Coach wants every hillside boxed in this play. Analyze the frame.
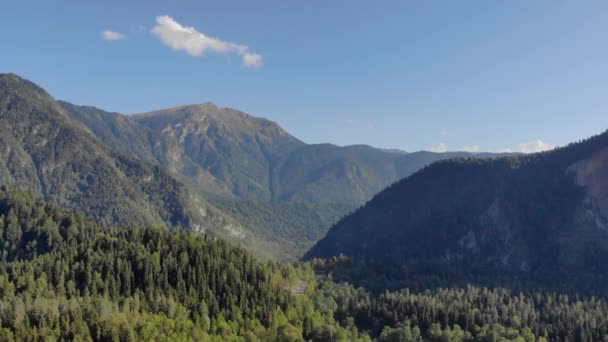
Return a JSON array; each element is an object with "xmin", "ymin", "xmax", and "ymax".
[
  {"xmin": 305, "ymin": 130, "xmax": 608, "ymax": 294},
  {"xmin": 1, "ymin": 187, "xmax": 607, "ymax": 341},
  {"xmin": 132, "ymin": 103, "xmax": 305, "ymax": 201},
  {"xmin": 0, "ymin": 73, "xmax": 251, "ymax": 248},
  {"xmin": 0, "ymin": 188, "xmax": 315, "ymax": 340}
]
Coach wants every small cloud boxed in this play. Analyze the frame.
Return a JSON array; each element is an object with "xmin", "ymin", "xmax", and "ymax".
[
  {"xmin": 151, "ymin": 15, "xmax": 262, "ymax": 68},
  {"xmin": 518, "ymin": 140, "xmax": 555, "ymax": 153},
  {"xmin": 428, "ymin": 143, "xmax": 448, "ymax": 153},
  {"xmin": 242, "ymin": 52, "xmax": 263, "ymax": 68},
  {"xmin": 439, "ymin": 130, "xmax": 450, "ymax": 136},
  {"xmin": 101, "ymin": 30, "xmax": 126, "ymax": 41},
  {"xmin": 460, "ymin": 145, "xmax": 481, "ymax": 153},
  {"xmin": 495, "ymin": 148, "xmax": 514, "ymax": 153}
]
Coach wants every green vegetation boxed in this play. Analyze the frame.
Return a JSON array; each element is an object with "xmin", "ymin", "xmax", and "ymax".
[
  {"xmin": 215, "ymin": 200, "xmax": 355, "ymax": 261},
  {"xmin": 1, "ymin": 73, "xmax": 510, "ymax": 261},
  {"xmin": 0, "ymin": 187, "xmax": 364, "ymax": 341},
  {"xmin": 0, "ymin": 73, "xmax": 239, "ymax": 236},
  {"xmin": 1, "ymin": 187, "xmax": 608, "ymax": 341},
  {"xmin": 64, "ymin": 99, "xmax": 501, "ymax": 261},
  {"xmin": 11, "ymin": 72, "xmax": 608, "ymax": 340},
  {"xmin": 306, "ymin": 130, "xmax": 608, "ymax": 295}
]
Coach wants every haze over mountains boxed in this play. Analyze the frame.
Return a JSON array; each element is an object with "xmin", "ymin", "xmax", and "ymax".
[{"xmin": 0, "ymin": 73, "xmax": 508, "ymax": 260}]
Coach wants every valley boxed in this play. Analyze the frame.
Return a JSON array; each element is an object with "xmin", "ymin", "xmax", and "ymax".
[
  {"xmin": 1, "ymin": 73, "xmax": 504, "ymax": 261},
  {"xmin": 3, "ymin": 73, "xmax": 608, "ymax": 340}
]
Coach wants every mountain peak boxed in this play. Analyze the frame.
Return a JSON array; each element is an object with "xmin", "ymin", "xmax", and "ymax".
[
  {"xmin": 0, "ymin": 73, "xmax": 52, "ymax": 100},
  {"xmin": 132, "ymin": 102, "xmax": 300, "ymax": 143}
]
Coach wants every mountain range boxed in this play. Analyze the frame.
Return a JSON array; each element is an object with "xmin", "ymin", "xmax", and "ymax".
[{"xmin": 0, "ymin": 73, "xmax": 506, "ymax": 260}]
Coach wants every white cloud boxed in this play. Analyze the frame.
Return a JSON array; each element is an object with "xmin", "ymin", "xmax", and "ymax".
[
  {"xmin": 439, "ymin": 130, "xmax": 450, "ymax": 136},
  {"xmin": 492, "ymin": 140, "xmax": 554, "ymax": 154},
  {"xmin": 101, "ymin": 30, "xmax": 126, "ymax": 41},
  {"xmin": 422, "ymin": 139, "xmax": 554, "ymax": 154},
  {"xmin": 517, "ymin": 140, "xmax": 555, "ymax": 153},
  {"xmin": 151, "ymin": 15, "xmax": 262, "ymax": 67},
  {"xmin": 460, "ymin": 145, "xmax": 481, "ymax": 153},
  {"xmin": 428, "ymin": 143, "xmax": 448, "ymax": 153},
  {"xmin": 242, "ymin": 53, "xmax": 263, "ymax": 67}
]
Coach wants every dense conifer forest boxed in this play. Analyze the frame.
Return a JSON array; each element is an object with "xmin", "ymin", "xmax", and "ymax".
[{"xmin": 0, "ymin": 187, "xmax": 607, "ymax": 341}]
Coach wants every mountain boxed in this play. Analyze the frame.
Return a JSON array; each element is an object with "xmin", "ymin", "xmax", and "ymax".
[
  {"xmin": 0, "ymin": 73, "xmax": 252, "ymax": 248},
  {"xmin": 61, "ymin": 94, "xmax": 510, "ymax": 260},
  {"xmin": 131, "ymin": 104, "xmax": 509, "ymax": 205},
  {"xmin": 69, "ymin": 101, "xmax": 507, "ymax": 260},
  {"xmin": 305, "ymin": 130, "xmax": 608, "ymax": 294},
  {"xmin": 132, "ymin": 103, "xmax": 305, "ymax": 201},
  {"xmin": 1, "ymin": 73, "xmax": 506, "ymax": 260}
]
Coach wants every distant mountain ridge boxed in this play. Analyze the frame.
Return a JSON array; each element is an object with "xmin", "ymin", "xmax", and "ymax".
[
  {"xmin": 305, "ymin": 130, "xmax": 608, "ymax": 294},
  {"xmin": 129, "ymin": 104, "xmax": 509, "ymax": 205},
  {"xmin": 1, "ymin": 73, "xmax": 507, "ymax": 260},
  {"xmin": 83, "ymin": 100, "xmax": 509, "ymax": 259}
]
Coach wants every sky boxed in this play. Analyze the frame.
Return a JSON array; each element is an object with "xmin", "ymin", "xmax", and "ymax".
[{"xmin": 2, "ymin": 0, "xmax": 608, "ymax": 153}]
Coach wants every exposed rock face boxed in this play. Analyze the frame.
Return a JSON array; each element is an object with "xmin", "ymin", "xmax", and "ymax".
[{"xmin": 570, "ymin": 146, "xmax": 608, "ymax": 231}]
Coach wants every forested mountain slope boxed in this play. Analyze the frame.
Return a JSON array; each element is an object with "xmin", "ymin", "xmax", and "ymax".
[
  {"xmin": 0, "ymin": 73, "xmax": 249, "ymax": 247},
  {"xmin": 1, "ymin": 187, "xmax": 607, "ymax": 341},
  {"xmin": 306, "ymin": 130, "xmax": 608, "ymax": 294}
]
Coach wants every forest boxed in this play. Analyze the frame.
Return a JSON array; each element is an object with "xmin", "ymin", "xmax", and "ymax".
[{"xmin": 0, "ymin": 187, "xmax": 606, "ymax": 341}]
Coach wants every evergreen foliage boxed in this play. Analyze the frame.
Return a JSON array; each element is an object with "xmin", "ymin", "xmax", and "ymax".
[{"xmin": 0, "ymin": 188, "xmax": 607, "ymax": 341}]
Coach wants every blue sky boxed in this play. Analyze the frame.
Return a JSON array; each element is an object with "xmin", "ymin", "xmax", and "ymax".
[{"xmin": 2, "ymin": 1, "xmax": 608, "ymax": 152}]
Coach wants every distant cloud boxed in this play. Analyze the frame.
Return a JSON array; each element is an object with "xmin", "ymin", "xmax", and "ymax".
[
  {"xmin": 100, "ymin": 30, "xmax": 126, "ymax": 41},
  {"xmin": 424, "ymin": 139, "xmax": 554, "ymax": 154},
  {"xmin": 242, "ymin": 53, "xmax": 263, "ymax": 67},
  {"xmin": 460, "ymin": 145, "xmax": 481, "ymax": 153},
  {"xmin": 517, "ymin": 140, "xmax": 555, "ymax": 153},
  {"xmin": 428, "ymin": 143, "xmax": 448, "ymax": 153},
  {"xmin": 492, "ymin": 139, "xmax": 555, "ymax": 154},
  {"xmin": 151, "ymin": 15, "xmax": 263, "ymax": 67},
  {"xmin": 439, "ymin": 130, "xmax": 450, "ymax": 136}
]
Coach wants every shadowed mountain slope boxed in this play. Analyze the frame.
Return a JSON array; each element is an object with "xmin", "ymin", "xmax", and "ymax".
[{"xmin": 305, "ymin": 130, "xmax": 608, "ymax": 294}]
